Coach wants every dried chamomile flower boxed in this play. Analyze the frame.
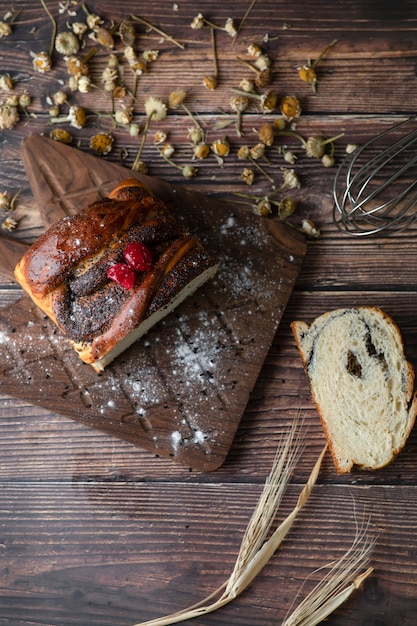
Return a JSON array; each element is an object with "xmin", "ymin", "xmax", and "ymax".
[
  {"xmin": 274, "ymin": 117, "xmax": 287, "ymax": 131},
  {"xmin": 66, "ymin": 55, "xmax": 90, "ymax": 77},
  {"xmin": 0, "ymin": 189, "xmax": 20, "ymax": 211},
  {"xmin": 305, "ymin": 133, "xmax": 344, "ymax": 158},
  {"xmin": 190, "ymin": 13, "xmax": 205, "ymax": 29},
  {"xmin": 68, "ymin": 104, "xmax": 87, "ymax": 128},
  {"xmin": 119, "ymin": 20, "xmax": 136, "ymax": 46},
  {"xmin": 281, "ymin": 168, "xmax": 301, "ymax": 189},
  {"xmin": 6, "ymin": 94, "xmax": 18, "ymax": 107},
  {"xmin": 113, "ymin": 85, "xmax": 127, "ymax": 98},
  {"xmin": 31, "ymin": 51, "xmax": 52, "ymax": 74},
  {"xmin": 154, "ymin": 130, "xmax": 168, "ymax": 144},
  {"xmin": 230, "ymin": 95, "xmax": 249, "ymax": 136},
  {"xmin": 0, "ymin": 191, "xmax": 10, "ymax": 210},
  {"xmin": 305, "ymin": 135, "xmax": 326, "ymax": 158},
  {"xmin": 253, "ymin": 198, "xmax": 272, "ymax": 216},
  {"xmin": 0, "ymin": 74, "xmax": 13, "ymax": 91},
  {"xmin": 211, "ymin": 137, "xmax": 230, "ymax": 157},
  {"xmin": 346, "ymin": 143, "xmax": 359, "ymax": 154},
  {"xmin": 237, "ymin": 145, "xmax": 250, "ymax": 160},
  {"xmin": 188, "ymin": 126, "xmax": 204, "ymax": 144},
  {"xmin": 169, "ymin": 90, "xmax": 187, "ymax": 108},
  {"xmin": 300, "ymin": 219, "xmax": 320, "ymax": 238},
  {"xmin": 193, "ymin": 143, "xmax": 210, "ymax": 159},
  {"xmin": 53, "ymin": 90, "xmax": 68, "ymax": 105},
  {"xmin": 71, "ymin": 22, "xmax": 88, "ymax": 38},
  {"xmin": 131, "ymin": 159, "xmax": 148, "ymax": 174},
  {"xmin": 102, "ymin": 66, "xmax": 118, "ymax": 91},
  {"xmin": 114, "ymin": 106, "xmax": 133, "ymax": 125},
  {"xmin": 241, "ymin": 168, "xmax": 255, "ymax": 185},
  {"xmin": 247, "ymin": 43, "xmax": 262, "ymax": 57},
  {"xmin": 143, "ymin": 49, "xmax": 159, "ymax": 62},
  {"xmin": 129, "ymin": 123, "xmax": 140, "ymax": 137},
  {"xmin": 94, "ymin": 26, "xmax": 115, "ymax": 49},
  {"xmin": 83, "ymin": 5, "xmax": 102, "ymax": 31},
  {"xmin": 144, "ymin": 97, "xmax": 167, "ymax": 122},
  {"xmin": 182, "ymin": 165, "xmax": 197, "ymax": 178},
  {"xmin": 50, "ymin": 128, "xmax": 73, "ymax": 144},
  {"xmin": 322, "ymin": 154, "xmax": 335, "ymax": 167},
  {"xmin": 203, "ymin": 74, "xmax": 218, "ymax": 90},
  {"xmin": 258, "ymin": 122, "xmax": 275, "ymax": 147},
  {"xmin": 128, "ymin": 55, "xmax": 147, "ymax": 76},
  {"xmin": 90, "ymin": 132, "xmax": 114, "ymax": 155},
  {"xmin": 0, "ymin": 102, "xmax": 19, "ymax": 129},
  {"xmin": 49, "ymin": 104, "xmax": 60, "ymax": 117},
  {"xmin": 55, "ymin": 31, "xmax": 80, "ymax": 55},
  {"xmin": 224, "ymin": 18, "xmax": 238, "ymax": 38},
  {"xmin": 298, "ymin": 39, "xmax": 337, "ymax": 92},
  {"xmin": 1, "ymin": 215, "xmax": 18, "ymax": 231},
  {"xmin": 283, "ymin": 150, "xmax": 297, "ymax": 164},
  {"xmin": 77, "ymin": 75, "xmax": 92, "ymax": 93},
  {"xmin": 250, "ymin": 143, "xmax": 265, "ymax": 160},
  {"xmin": 237, "ymin": 56, "xmax": 272, "ymax": 87},
  {"xmin": 18, "ymin": 91, "xmax": 31, "ymax": 109},
  {"xmin": 255, "ymin": 68, "xmax": 272, "ymax": 88},
  {"xmin": 278, "ymin": 196, "xmax": 297, "ymax": 219},
  {"xmin": 280, "ymin": 95, "xmax": 301, "ymax": 122},
  {"xmin": 239, "ymin": 78, "xmax": 255, "ymax": 93},
  {"xmin": 260, "ymin": 89, "xmax": 278, "ymax": 113},
  {"xmin": 160, "ymin": 143, "xmax": 175, "ymax": 158},
  {"xmin": 255, "ymin": 55, "xmax": 271, "ymax": 70},
  {"xmin": 0, "ymin": 22, "xmax": 12, "ymax": 38}
]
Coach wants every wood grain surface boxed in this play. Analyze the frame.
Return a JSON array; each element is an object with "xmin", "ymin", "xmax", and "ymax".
[{"xmin": 0, "ymin": 1, "xmax": 417, "ymax": 625}]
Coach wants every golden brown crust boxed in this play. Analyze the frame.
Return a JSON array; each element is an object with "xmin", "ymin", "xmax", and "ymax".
[{"xmin": 14, "ymin": 178, "xmax": 218, "ymax": 370}]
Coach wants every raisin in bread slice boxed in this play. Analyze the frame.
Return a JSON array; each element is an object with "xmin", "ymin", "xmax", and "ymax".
[{"xmin": 291, "ymin": 307, "xmax": 417, "ymax": 473}]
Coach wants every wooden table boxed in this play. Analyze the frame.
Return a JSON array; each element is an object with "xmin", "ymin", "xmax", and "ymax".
[{"xmin": 1, "ymin": 1, "xmax": 417, "ymax": 624}]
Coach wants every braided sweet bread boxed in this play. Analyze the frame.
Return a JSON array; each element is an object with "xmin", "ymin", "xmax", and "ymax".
[{"xmin": 15, "ymin": 178, "xmax": 218, "ymax": 371}]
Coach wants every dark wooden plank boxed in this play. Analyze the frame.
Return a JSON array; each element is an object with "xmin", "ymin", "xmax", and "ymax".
[{"xmin": 0, "ymin": 482, "xmax": 416, "ymax": 625}]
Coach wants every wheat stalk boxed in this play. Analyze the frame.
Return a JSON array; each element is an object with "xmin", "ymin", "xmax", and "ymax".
[
  {"xmin": 129, "ymin": 416, "xmax": 375, "ymax": 626},
  {"xmin": 282, "ymin": 515, "xmax": 375, "ymax": 626},
  {"xmin": 131, "ymin": 418, "xmax": 327, "ymax": 626}
]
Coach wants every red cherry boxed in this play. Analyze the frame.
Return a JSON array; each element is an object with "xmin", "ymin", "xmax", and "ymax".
[
  {"xmin": 124, "ymin": 241, "xmax": 152, "ymax": 271},
  {"xmin": 107, "ymin": 263, "xmax": 136, "ymax": 290}
]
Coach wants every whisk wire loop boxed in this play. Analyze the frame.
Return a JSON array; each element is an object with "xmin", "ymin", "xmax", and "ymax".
[{"xmin": 333, "ymin": 117, "xmax": 417, "ymax": 236}]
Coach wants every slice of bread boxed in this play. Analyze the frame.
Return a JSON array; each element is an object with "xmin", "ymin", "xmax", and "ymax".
[{"xmin": 291, "ymin": 307, "xmax": 417, "ymax": 473}]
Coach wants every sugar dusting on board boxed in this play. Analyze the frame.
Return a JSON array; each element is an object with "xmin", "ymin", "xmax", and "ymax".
[{"xmin": 0, "ymin": 169, "xmax": 305, "ymax": 469}]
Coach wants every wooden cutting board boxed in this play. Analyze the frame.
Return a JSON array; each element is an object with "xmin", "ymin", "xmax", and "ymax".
[{"xmin": 0, "ymin": 135, "xmax": 306, "ymax": 471}]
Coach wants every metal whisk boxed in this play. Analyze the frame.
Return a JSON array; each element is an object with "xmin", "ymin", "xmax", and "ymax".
[{"xmin": 333, "ymin": 116, "xmax": 417, "ymax": 236}]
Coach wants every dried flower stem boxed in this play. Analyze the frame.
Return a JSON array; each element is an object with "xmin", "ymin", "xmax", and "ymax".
[
  {"xmin": 181, "ymin": 103, "xmax": 204, "ymax": 131},
  {"xmin": 232, "ymin": 0, "xmax": 257, "ymax": 45},
  {"xmin": 132, "ymin": 112, "xmax": 154, "ymax": 169},
  {"xmin": 211, "ymin": 26, "xmax": 218, "ymax": 78},
  {"xmin": 248, "ymin": 157, "xmax": 274, "ymax": 182},
  {"xmin": 39, "ymin": 0, "xmax": 56, "ymax": 57},
  {"xmin": 130, "ymin": 14, "xmax": 185, "ymax": 49},
  {"xmin": 130, "ymin": 420, "xmax": 329, "ymax": 626},
  {"xmin": 310, "ymin": 38, "xmax": 338, "ymax": 69}
]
